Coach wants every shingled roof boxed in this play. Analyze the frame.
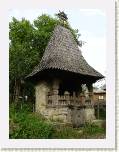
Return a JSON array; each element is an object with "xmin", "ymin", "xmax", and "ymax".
[{"xmin": 27, "ymin": 25, "xmax": 104, "ymax": 79}]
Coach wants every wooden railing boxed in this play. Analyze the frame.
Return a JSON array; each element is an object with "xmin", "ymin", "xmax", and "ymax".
[{"xmin": 47, "ymin": 91, "xmax": 93, "ymax": 107}]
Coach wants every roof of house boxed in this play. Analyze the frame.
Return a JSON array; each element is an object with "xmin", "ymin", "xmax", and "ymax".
[
  {"xmin": 27, "ymin": 25, "xmax": 104, "ymax": 79},
  {"xmin": 93, "ymin": 90, "xmax": 106, "ymax": 93}
]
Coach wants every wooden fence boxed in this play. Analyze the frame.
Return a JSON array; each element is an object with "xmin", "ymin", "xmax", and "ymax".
[{"xmin": 94, "ymin": 101, "xmax": 106, "ymax": 119}]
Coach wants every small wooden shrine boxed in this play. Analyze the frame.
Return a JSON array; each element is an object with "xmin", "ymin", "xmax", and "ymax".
[{"xmin": 27, "ymin": 25, "xmax": 104, "ymax": 127}]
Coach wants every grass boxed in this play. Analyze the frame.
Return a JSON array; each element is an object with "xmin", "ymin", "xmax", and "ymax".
[
  {"xmin": 51, "ymin": 122, "xmax": 105, "ymax": 139},
  {"xmin": 9, "ymin": 102, "xmax": 106, "ymax": 139}
]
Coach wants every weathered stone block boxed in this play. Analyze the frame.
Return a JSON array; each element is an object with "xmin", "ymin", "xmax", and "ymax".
[
  {"xmin": 35, "ymin": 81, "xmax": 51, "ymax": 113},
  {"xmin": 84, "ymin": 107, "xmax": 96, "ymax": 122}
]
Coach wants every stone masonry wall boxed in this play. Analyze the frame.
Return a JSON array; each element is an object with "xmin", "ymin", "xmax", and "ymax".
[
  {"xmin": 42, "ymin": 107, "xmax": 72, "ymax": 123},
  {"xmin": 84, "ymin": 107, "xmax": 96, "ymax": 122},
  {"xmin": 35, "ymin": 81, "xmax": 96, "ymax": 126},
  {"xmin": 35, "ymin": 81, "xmax": 51, "ymax": 114}
]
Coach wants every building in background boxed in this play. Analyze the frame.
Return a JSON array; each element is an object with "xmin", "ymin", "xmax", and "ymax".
[{"xmin": 93, "ymin": 84, "xmax": 106, "ymax": 103}]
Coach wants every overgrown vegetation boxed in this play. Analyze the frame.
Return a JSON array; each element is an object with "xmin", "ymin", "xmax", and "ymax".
[
  {"xmin": 9, "ymin": 102, "xmax": 54, "ymax": 139},
  {"xmin": 9, "ymin": 103, "xmax": 106, "ymax": 139}
]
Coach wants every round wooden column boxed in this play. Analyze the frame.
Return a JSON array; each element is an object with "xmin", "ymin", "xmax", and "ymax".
[{"xmin": 52, "ymin": 79, "xmax": 60, "ymax": 105}]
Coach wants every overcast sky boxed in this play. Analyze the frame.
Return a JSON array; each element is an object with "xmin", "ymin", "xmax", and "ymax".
[{"xmin": 9, "ymin": 9, "xmax": 106, "ymax": 78}]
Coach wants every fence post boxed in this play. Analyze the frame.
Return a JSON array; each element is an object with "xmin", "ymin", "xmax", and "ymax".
[{"xmin": 97, "ymin": 103, "xmax": 100, "ymax": 119}]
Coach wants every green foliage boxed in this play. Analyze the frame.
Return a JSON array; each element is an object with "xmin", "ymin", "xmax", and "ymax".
[
  {"xmin": 9, "ymin": 18, "xmax": 39, "ymax": 81},
  {"xmin": 9, "ymin": 103, "xmax": 54, "ymax": 139},
  {"xmin": 33, "ymin": 14, "xmax": 59, "ymax": 58},
  {"xmin": 9, "ymin": 17, "xmax": 39, "ymax": 101}
]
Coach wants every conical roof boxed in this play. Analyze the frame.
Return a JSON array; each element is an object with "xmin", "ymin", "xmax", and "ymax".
[{"xmin": 27, "ymin": 25, "xmax": 103, "ymax": 79}]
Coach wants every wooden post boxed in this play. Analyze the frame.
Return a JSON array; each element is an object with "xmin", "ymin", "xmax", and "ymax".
[
  {"xmin": 97, "ymin": 103, "xmax": 100, "ymax": 119},
  {"xmin": 80, "ymin": 93, "xmax": 85, "ymax": 105},
  {"xmin": 87, "ymin": 83, "xmax": 93, "ymax": 104},
  {"xmin": 52, "ymin": 79, "xmax": 59, "ymax": 105},
  {"xmin": 73, "ymin": 92, "xmax": 76, "ymax": 105},
  {"xmin": 64, "ymin": 91, "xmax": 70, "ymax": 105}
]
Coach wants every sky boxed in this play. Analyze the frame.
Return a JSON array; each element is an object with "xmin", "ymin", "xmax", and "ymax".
[{"xmin": 9, "ymin": 9, "xmax": 106, "ymax": 86}]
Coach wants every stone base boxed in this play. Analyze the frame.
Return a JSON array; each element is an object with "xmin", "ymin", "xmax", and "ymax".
[
  {"xmin": 40, "ymin": 106, "xmax": 72, "ymax": 123},
  {"xmin": 84, "ymin": 106, "xmax": 96, "ymax": 123},
  {"xmin": 36, "ymin": 106, "xmax": 96, "ymax": 127}
]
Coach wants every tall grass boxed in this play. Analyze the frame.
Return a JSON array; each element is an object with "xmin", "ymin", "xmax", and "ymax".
[{"xmin": 9, "ymin": 102, "xmax": 54, "ymax": 139}]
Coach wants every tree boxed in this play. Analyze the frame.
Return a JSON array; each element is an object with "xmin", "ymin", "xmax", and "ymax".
[
  {"xmin": 9, "ymin": 13, "xmax": 80, "ymax": 102},
  {"xmin": 9, "ymin": 17, "xmax": 40, "ymax": 102}
]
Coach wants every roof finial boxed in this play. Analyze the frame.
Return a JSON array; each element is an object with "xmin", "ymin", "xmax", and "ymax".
[{"xmin": 56, "ymin": 10, "xmax": 68, "ymax": 25}]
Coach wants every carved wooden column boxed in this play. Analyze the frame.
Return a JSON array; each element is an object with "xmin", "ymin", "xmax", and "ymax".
[
  {"xmin": 79, "ymin": 93, "xmax": 85, "ymax": 105},
  {"xmin": 87, "ymin": 83, "xmax": 94, "ymax": 104},
  {"xmin": 77, "ymin": 84, "xmax": 83, "ymax": 105},
  {"xmin": 52, "ymin": 79, "xmax": 59, "ymax": 105}
]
